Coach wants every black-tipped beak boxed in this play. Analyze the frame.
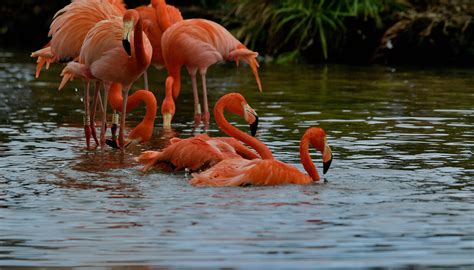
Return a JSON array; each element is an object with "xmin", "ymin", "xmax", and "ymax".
[
  {"xmin": 249, "ymin": 115, "xmax": 259, "ymax": 137},
  {"xmin": 106, "ymin": 139, "xmax": 120, "ymax": 149},
  {"xmin": 323, "ymin": 153, "xmax": 332, "ymax": 174},
  {"xmin": 122, "ymin": 39, "xmax": 131, "ymax": 56}
]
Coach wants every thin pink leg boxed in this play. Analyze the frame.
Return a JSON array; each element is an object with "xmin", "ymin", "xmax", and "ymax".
[
  {"xmin": 118, "ymin": 86, "xmax": 130, "ymax": 149},
  {"xmin": 99, "ymin": 83, "xmax": 109, "ymax": 147},
  {"xmin": 90, "ymin": 81, "xmax": 101, "ymax": 146},
  {"xmin": 83, "ymin": 81, "xmax": 91, "ymax": 149},
  {"xmin": 188, "ymin": 67, "xmax": 201, "ymax": 127},
  {"xmin": 200, "ymin": 72, "xmax": 210, "ymax": 129}
]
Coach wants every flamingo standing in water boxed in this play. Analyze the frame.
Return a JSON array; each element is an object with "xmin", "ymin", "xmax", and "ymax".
[
  {"xmin": 61, "ymin": 9, "xmax": 152, "ymax": 149},
  {"xmin": 135, "ymin": 0, "xmax": 183, "ymax": 89},
  {"xmin": 191, "ymin": 127, "xmax": 333, "ymax": 186},
  {"xmin": 31, "ymin": 0, "xmax": 125, "ymax": 148},
  {"xmin": 137, "ymin": 93, "xmax": 270, "ymax": 172},
  {"xmin": 160, "ymin": 19, "xmax": 263, "ymax": 128}
]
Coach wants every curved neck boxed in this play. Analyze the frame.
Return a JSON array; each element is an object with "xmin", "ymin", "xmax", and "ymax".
[
  {"xmin": 155, "ymin": 0, "xmax": 171, "ymax": 31},
  {"xmin": 130, "ymin": 90, "xmax": 157, "ymax": 123},
  {"xmin": 299, "ymin": 135, "xmax": 320, "ymax": 181},
  {"xmin": 169, "ymin": 65, "xmax": 181, "ymax": 99},
  {"xmin": 108, "ymin": 84, "xmax": 157, "ymax": 120},
  {"xmin": 214, "ymin": 103, "xmax": 273, "ymax": 160},
  {"xmin": 133, "ymin": 16, "xmax": 147, "ymax": 67}
]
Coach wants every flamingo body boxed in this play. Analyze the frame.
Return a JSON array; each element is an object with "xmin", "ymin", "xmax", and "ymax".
[
  {"xmin": 138, "ymin": 134, "xmax": 245, "ymax": 172},
  {"xmin": 31, "ymin": 0, "xmax": 125, "ymax": 77},
  {"xmin": 191, "ymin": 128, "xmax": 333, "ymax": 186}
]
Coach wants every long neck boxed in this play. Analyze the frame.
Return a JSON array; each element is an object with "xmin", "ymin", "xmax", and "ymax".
[
  {"xmin": 133, "ymin": 17, "xmax": 147, "ymax": 67},
  {"xmin": 155, "ymin": 0, "xmax": 171, "ymax": 31},
  {"xmin": 108, "ymin": 84, "xmax": 156, "ymax": 117},
  {"xmin": 299, "ymin": 135, "xmax": 320, "ymax": 181},
  {"xmin": 129, "ymin": 90, "xmax": 157, "ymax": 123},
  {"xmin": 168, "ymin": 64, "xmax": 181, "ymax": 99},
  {"xmin": 214, "ymin": 104, "xmax": 273, "ymax": 160}
]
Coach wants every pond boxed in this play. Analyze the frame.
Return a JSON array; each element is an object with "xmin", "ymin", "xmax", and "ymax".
[{"xmin": 0, "ymin": 51, "xmax": 473, "ymax": 269}]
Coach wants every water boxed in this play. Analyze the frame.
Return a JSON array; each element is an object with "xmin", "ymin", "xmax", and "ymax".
[{"xmin": 0, "ymin": 51, "xmax": 473, "ymax": 269}]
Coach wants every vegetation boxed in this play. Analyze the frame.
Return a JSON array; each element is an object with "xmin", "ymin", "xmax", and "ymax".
[
  {"xmin": 0, "ymin": 0, "xmax": 472, "ymax": 65},
  {"xmin": 223, "ymin": 0, "xmax": 402, "ymax": 62}
]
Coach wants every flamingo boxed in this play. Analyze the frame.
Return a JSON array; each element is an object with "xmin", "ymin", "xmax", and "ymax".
[
  {"xmin": 31, "ymin": 0, "xmax": 125, "ymax": 148},
  {"xmin": 191, "ymin": 127, "xmax": 333, "ymax": 186},
  {"xmin": 61, "ymin": 9, "xmax": 152, "ymax": 149},
  {"xmin": 102, "ymin": 83, "xmax": 157, "ymax": 148},
  {"xmin": 137, "ymin": 93, "xmax": 270, "ymax": 172},
  {"xmin": 160, "ymin": 18, "xmax": 263, "ymax": 128},
  {"xmin": 135, "ymin": 0, "xmax": 183, "ymax": 89}
]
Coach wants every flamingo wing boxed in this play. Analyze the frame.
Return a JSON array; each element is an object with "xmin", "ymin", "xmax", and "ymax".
[
  {"xmin": 137, "ymin": 136, "xmax": 227, "ymax": 171},
  {"xmin": 49, "ymin": 0, "xmax": 124, "ymax": 62},
  {"xmin": 191, "ymin": 159, "xmax": 312, "ymax": 186}
]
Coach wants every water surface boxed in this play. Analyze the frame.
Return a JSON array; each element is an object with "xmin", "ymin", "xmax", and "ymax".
[{"xmin": 0, "ymin": 51, "xmax": 473, "ymax": 269}]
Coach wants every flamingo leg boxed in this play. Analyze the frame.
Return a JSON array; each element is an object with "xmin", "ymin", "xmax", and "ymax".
[
  {"xmin": 99, "ymin": 83, "xmax": 109, "ymax": 147},
  {"xmin": 83, "ymin": 81, "xmax": 91, "ymax": 149},
  {"xmin": 188, "ymin": 67, "xmax": 201, "ymax": 127},
  {"xmin": 118, "ymin": 86, "xmax": 130, "ymax": 149},
  {"xmin": 111, "ymin": 111, "xmax": 118, "ymax": 141},
  {"xmin": 90, "ymin": 81, "xmax": 101, "ymax": 146},
  {"xmin": 143, "ymin": 69, "xmax": 149, "ymax": 90},
  {"xmin": 200, "ymin": 71, "xmax": 210, "ymax": 129}
]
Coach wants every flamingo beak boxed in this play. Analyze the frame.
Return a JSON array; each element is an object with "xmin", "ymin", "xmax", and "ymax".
[
  {"xmin": 322, "ymin": 141, "xmax": 332, "ymax": 174},
  {"xmin": 243, "ymin": 104, "xmax": 258, "ymax": 137},
  {"xmin": 250, "ymin": 115, "xmax": 259, "ymax": 137},
  {"xmin": 122, "ymin": 20, "xmax": 134, "ymax": 56}
]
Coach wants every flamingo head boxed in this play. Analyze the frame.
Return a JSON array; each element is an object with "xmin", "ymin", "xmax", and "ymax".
[
  {"xmin": 122, "ymin": 10, "xmax": 140, "ymax": 56},
  {"xmin": 306, "ymin": 127, "xmax": 333, "ymax": 174},
  {"xmin": 220, "ymin": 93, "xmax": 259, "ymax": 137},
  {"xmin": 162, "ymin": 76, "xmax": 176, "ymax": 129}
]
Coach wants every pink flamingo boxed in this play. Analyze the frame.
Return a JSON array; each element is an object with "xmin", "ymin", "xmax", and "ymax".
[
  {"xmin": 137, "ymin": 93, "xmax": 269, "ymax": 172},
  {"xmin": 61, "ymin": 9, "xmax": 152, "ymax": 149},
  {"xmin": 191, "ymin": 127, "xmax": 333, "ymax": 186},
  {"xmin": 160, "ymin": 19, "xmax": 263, "ymax": 128},
  {"xmin": 31, "ymin": 0, "xmax": 126, "ymax": 148}
]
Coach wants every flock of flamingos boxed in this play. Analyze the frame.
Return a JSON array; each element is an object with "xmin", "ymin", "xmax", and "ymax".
[{"xmin": 31, "ymin": 0, "xmax": 333, "ymax": 186}]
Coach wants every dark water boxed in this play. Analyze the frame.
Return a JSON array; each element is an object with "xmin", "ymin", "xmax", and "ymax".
[{"xmin": 0, "ymin": 51, "xmax": 473, "ymax": 269}]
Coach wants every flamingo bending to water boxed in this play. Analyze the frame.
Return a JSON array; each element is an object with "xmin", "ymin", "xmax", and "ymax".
[
  {"xmin": 135, "ymin": 0, "xmax": 183, "ymax": 89},
  {"xmin": 191, "ymin": 128, "xmax": 333, "ymax": 186},
  {"xmin": 161, "ymin": 19, "xmax": 263, "ymax": 128},
  {"xmin": 137, "ymin": 93, "xmax": 270, "ymax": 172},
  {"xmin": 105, "ymin": 83, "xmax": 157, "ymax": 147}
]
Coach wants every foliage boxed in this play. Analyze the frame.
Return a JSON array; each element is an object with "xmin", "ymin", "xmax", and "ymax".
[
  {"xmin": 374, "ymin": 0, "xmax": 474, "ymax": 63},
  {"xmin": 224, "ymin": 0, "xmax": 404, "ymax": 62}
]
